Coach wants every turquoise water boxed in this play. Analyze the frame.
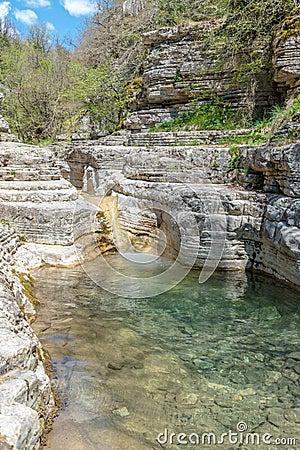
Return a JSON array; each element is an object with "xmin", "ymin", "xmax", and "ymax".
[{"xmin": 33, "ymin": 256, "xmax": 300, "ymax": 450}]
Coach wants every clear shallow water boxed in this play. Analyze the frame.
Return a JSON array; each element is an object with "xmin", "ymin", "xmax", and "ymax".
[{"xmin": 32, "ymin": 255, "xmax": 300, "ymax": 450}]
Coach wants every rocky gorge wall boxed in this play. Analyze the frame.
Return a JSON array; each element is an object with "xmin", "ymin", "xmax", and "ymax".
[
  {"xmin": 0, "ymin": 13, "xmax": 299, "ymax": 450},
  {"xmin": 55, "ymin": 127, "xmax": 299, "ymax": 287},
  {"xmin": 124, "ymin": 22, "xmax": 277, "ymax": 131},
  {"xmin": 0, "ymin": 225, "xmax": 56, "ymax": 449}
]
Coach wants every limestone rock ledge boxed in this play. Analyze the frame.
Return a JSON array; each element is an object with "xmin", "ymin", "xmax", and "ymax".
[
  {"xmin": 273, "ymin": 15, "xmax": 300, "ymax": 95},
  {"xmin": 0, "ymin": 225, "xmax": 56, "ymax": 450},
  {"xmin": 239, "ymin": 142, "xmax": 300, "ymax": 286},
  {"xmin": 0, "ymin": 141, "xmax": 99, "ymax": 267}
]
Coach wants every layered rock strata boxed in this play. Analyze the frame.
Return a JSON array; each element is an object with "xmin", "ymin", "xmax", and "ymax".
[
  {"xmin": 239, "ymin": 141, "xmax": 300, "ymax": 285},
  {"xmin": 59, "ymin": 126, "xmax": 300, "ymax": 287},
  {"xmin": 59, "ymin": 131, "xmax": 265, "ymax": 273},
  {"xmin": 0, "ymin": 225, "xmax": 55, "ymax": 449},
  {"xmin": 273, "ymin": 15, "xmax": 300, "ymax": 95},
  {"xmin": 0, "ymin": 93, "xmax": 19, "ymax": 143},
  {"xmin": 113, "ymin": 177, "xmax": 265, "ymax": 271},
  {"xmin": 124, "ymin": 23, "xmax": 276, "ymax": 130},
  {"xmin": 0, "ymin": 141, "xmax": 98, "ymax": 266}
]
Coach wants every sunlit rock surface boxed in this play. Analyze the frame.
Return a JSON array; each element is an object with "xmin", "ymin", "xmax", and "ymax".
[
  {"xmin": 273, "ymin": 16, "xmax": 300, "ymax": 94},
  {"xmin": 0, "ymin": 225, "xmax": 55, "ymax": 449},
  {"xmin": 0, "ymin": 141, "xmax": 98, "ymax": 266}
]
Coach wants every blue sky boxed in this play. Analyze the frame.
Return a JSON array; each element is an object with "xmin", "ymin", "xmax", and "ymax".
[{"xmin": 0, "ymin": 0, "xmax": 97, "ymax": 46}]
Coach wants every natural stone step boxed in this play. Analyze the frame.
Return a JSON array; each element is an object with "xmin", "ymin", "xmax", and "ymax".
[
  {"xmin": 0, "ymin": 179, "xmax": 72, "ymax": 190},
  {"xmin": 127, "ymin": 130, "xmax": 252, "ymax": 147},
  {"xmin": 0, "ymin": 166, "xmax": 61, "ymax": 182},
  {"xmin": 0, "ymin": 187, "xmax": 77, "ymax": 203}
]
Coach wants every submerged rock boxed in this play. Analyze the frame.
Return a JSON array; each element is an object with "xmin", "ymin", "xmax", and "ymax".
[{"xmin": 112, "ymin": 406, "xmax": 130, "ymax": 417}]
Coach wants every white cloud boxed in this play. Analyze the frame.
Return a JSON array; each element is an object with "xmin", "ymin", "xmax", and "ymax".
[
  {"xmin": 45, "ymin": 20, "xmax": 54, "ymax": 30},
  {"xmin": 0, "ymin": 1, "xmax": 10, "ymax": 19},
  {"xmin": 14, "ymin": 9, "xmax": 38, "ymax": 25},
  {"xmin": 61, "ymin": 0, "xmax": 96, "ymax": 17},
  {"xmin": 24, "ymin": 0, "xmax": 51, "ymax": 7}
]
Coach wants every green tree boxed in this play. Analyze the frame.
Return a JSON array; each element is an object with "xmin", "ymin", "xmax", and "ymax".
[
  {"xmin": 0, "ymin": 25, "xmax": 76, "ymax": 142},
  {"xmin": 66, "ymin": 62, "xmax": 138, "ymax": 130}
]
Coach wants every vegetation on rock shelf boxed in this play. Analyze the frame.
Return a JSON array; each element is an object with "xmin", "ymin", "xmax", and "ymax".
[
  {"xmin": 150, "ymin": 95, "xmax": 300, "ymax": 145},
  {"xmin": 149, "ymin": 97, "xmax": 246, "ymax": 132}
]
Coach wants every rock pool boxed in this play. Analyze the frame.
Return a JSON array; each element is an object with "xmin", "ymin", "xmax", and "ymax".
[{"xmin": 33, "ymin": 255, "xmax": 300, "ymax": 449}]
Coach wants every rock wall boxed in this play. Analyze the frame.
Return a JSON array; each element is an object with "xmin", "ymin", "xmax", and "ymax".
[
  {"xmin": 122, "ymin": 0, "xmax": 146, "ymax": 16},
  {"xmin": 239, "ymin": 141, "xmax": 300, "ymax": 286},
  {"xmin": 59, "ymin": 126, "xmax": 300, "ymax": 287},
  {"xmin": 273, "ymin": 15, "xmax": 300, "ymax": 96},
  {"xmin": 0, "ymin": 93, "xmax": 19, "ymax": 143},
  {"xmin": 124, "ymin": 23, "xmax": 277, "ymax": 130},
  {"xmin": 0, "ymin": 141, "xmax": 98, "ymax": 266},
  {"xmin": 0, "ymin": 225, "xmax": 55, "ymax": 449}
]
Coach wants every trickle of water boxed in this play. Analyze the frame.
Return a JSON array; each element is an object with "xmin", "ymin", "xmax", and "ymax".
[{"xmin": 33, "ymin": 256, "xmax": 300, "ymax": 450}]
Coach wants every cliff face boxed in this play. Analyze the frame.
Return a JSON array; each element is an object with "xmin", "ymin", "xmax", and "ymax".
[
  {"xmin": 273, "ymin": 16, "xmax": 300, "ymax": 96},
  {"xmin": 0, "ymin": 14, "xmax": 299, "ymax": 449},
  {"xmin": 124, "ymin": 23, "xmax": 277, "ymax": 130}
]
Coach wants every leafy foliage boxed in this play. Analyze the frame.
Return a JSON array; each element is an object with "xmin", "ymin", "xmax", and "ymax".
[
  {"xmin": 0, "ymin": 21, "xmax": 140, "ymax": 141},
  {"xmin": 150, "ymin": 97, "xmax": 246, "ymax": 132},
  {"xmin": 0, "ymin": 28, "xmax": 73, "ymax": 142}
]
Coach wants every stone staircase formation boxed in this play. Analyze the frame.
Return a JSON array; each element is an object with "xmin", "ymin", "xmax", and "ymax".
[{"xmin": 0, "ymin": 141, "xmax": 96, "ymax": 249}]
